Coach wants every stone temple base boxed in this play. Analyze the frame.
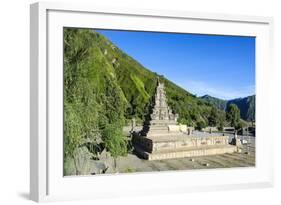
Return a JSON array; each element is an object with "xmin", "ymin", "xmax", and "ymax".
[
  {"xmin": 133, "ymin": 135, "xmax": 238, "ymax": 160},
  {"xmin": 132, "ymin": 81, "xmax": 239, "ymax": 161}
]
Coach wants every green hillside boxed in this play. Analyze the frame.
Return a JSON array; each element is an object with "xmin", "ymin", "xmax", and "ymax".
[
  {"xmin": 200, "ymin": 95, "xmax": 255, "ymax": 121},
  {"xmin": 65, "ymin": 28, "xmax": 217, "ymax": 125}
]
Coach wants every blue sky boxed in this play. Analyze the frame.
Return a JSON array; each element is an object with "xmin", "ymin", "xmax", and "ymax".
[{"xmin": 97, "ymin": 29, "xmax": 255, "ymax": 100}]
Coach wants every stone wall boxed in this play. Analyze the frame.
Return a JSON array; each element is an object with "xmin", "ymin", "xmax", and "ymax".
[
  {"xmin": 134, "ymin": 135, "xmax": 230, "ymax": 154},
  {"xmin": 152, "ymin": 136, "xmax": 229, "ymax": 152},
  {"xmin": 202, "ymin": 127, "xmax": 218, "ymax": 132},
  {"xmin": 143, "ymin": 145, "xmax": 238, "ymax": 160}
]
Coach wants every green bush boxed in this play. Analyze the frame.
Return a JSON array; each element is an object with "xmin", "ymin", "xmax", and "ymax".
[
  {"xmin": 226, "ymin": 104, "xmax": 241, "ymax": 129},
  {"xmin": 196, "ymin": 119, "xmax": 207, "ymax": 131},
  {"xmin": 102, "ymin": 123, "xmax": 128, "ymax": 158}
]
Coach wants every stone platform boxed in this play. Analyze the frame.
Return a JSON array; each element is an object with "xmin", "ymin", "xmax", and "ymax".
[{"xmin": 133, "ymin": 135, "xmax": 238, "ymax": 160}]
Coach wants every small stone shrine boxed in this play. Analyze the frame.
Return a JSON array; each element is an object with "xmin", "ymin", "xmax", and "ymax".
[{"xmin": 133, "ymin": 79, "xmax": 239, "ymax": 160}]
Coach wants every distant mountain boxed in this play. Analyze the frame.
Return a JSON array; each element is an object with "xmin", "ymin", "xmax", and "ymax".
[
  {"xmin": 200, "ymin": 95, "xmax": 227, "ymax": 110},
  {"xmin": 200, "ymin": 95, "xmax": 255, "ymax": 121}
]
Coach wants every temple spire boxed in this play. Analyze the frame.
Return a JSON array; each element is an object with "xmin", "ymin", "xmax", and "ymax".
[{"xmin": 151, "ymin": 80, "xmax": 177, "ymax": 121}]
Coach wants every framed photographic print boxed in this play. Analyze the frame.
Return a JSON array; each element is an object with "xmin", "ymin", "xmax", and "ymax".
[{"xmin": 30, "ymin": 2, "xmax": 274, "ymax": 202}]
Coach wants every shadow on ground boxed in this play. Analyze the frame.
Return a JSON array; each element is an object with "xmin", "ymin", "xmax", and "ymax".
[{"xmin": 18, "ymin": 192, "xmax": 29, "ymax": 200}]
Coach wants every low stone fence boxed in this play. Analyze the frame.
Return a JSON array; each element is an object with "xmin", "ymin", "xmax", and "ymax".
[
  {"xmin": 223, "ymin": 127, "xmax": 235, "ymax": 132},
  {"xmin": 202, "ymin": 127, "xmax": 218, "ymax": 132}
]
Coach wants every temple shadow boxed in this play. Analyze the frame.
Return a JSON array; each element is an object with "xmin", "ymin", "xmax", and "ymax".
[{"xmin": 132, "ymin": 148, "xmax": 146, "ymax": 160}]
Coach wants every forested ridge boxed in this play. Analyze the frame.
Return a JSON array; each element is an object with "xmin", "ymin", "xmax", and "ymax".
[{"xmin": 200, "ymin": 95, "xmax": 255, "ymax": 121}]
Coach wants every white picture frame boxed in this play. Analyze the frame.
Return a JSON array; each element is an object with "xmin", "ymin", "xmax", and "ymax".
[{"xmin": 30, "ymin": 2, "xmax": 274, "ymax": 202}]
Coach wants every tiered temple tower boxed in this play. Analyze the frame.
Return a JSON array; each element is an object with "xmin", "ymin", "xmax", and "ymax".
[
  {"xmin": 141, "ymin": 81, "xmax": 179, "ymax": 137},
  {"xmin": 151, "ymin": 82, "xmax": 176, "ymax": 121}
]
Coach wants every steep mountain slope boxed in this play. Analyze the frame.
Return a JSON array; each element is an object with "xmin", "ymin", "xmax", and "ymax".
[
  {"xmin": 81, "ymin": 29, "xmax": 218, "ymax": 126},
  {"xmin": 200, "ymin": 95, "xmax": 255, "ymax": 121}
]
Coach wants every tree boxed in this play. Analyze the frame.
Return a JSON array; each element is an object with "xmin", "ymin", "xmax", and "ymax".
[
  {"xmin": 217, "ymin": 111, "xmax": 226, "ymax": 131},
  {"xmin": 208, "ymin": 107, "xmax": 219, "ymax": 127},
  {"xmin": 64, "ymin": 103, "xmax": 83, "ymax": 175},
  {"xmin": 102, "ymin": 123, "xmax": 128, "ymax": 170},
  {"xmin": 226, "ymin": 104, "xmax": 241, "ymax": 129},
  {"xmin": 236, "ymin": 119, "xmax": 248, "ymax": 134},
  {"xmin": 196, "ymin": 119, "xmax": 207, "ymax": 131}
]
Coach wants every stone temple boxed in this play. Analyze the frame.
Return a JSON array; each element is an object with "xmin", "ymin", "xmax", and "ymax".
[{"xmin": 133, "ymin": 80, "xmax": 239, "ymax": 160}]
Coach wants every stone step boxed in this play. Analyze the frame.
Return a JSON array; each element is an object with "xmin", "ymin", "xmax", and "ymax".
[
  {"xmin": 148, "ymin": 126, "xmax": 169, "ymax": 130},
  {"xmin": 134, "ymin": 144, "xmax": 237, "ymax": 160},
  {"xmin": 149, "ymin": 124, "xmax": 170, "ymax": 127},
  {"xmin": 146, "ymin": 132, "xmax": 185, "ymax": 137},
  {"xmin": 147, "ymin": 131, "xmax": 170, "ymax": 135},
  {"xmin": 150, "ymin": 123, "xmax": 177, "ymax": 126},
  {"xmin": 150, "ymin": 120, "xmax": 177, "ymax": 124},
  {"xmin": 150, "ymin": 120, "xmax": 177, "ymax": 125}
]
